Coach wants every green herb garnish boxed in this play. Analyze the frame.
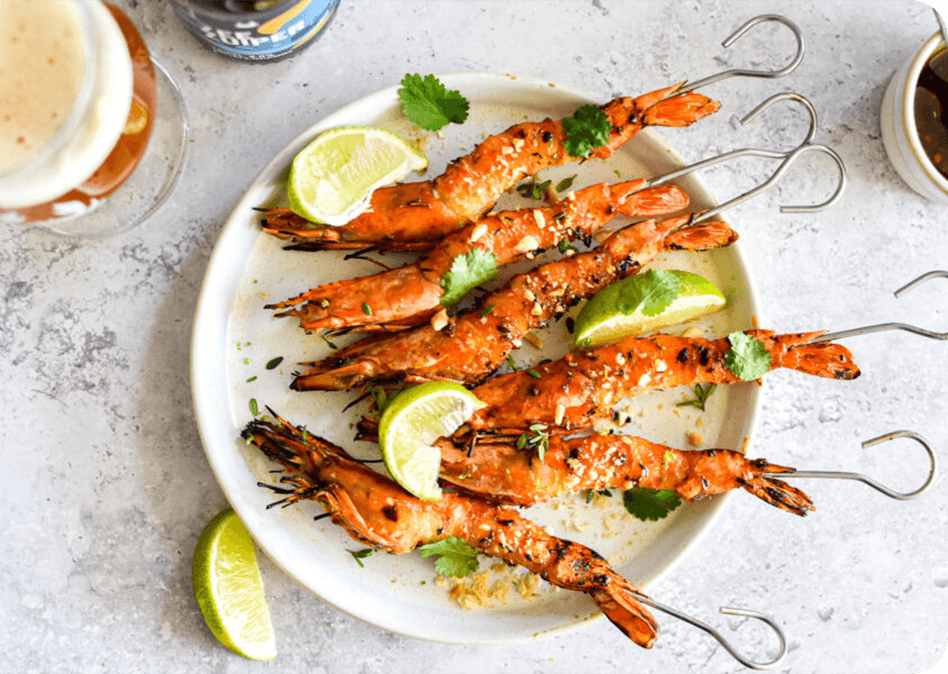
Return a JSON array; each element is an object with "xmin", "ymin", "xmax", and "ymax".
[
  {"xmin": 418, "ymin": 536, "xmax": 479, "ymax": 577},
  {"xmin": 440, "ymin": 248, "xmax": 498, "ymax": 307},
  {"xmin": 349, "ymin": 548, "xmax": 373, "ymax": 568},
  {"xmin": 724, "ymin": 332, "xmax": 773, "ymax": 381},
  {"xmin": 265, "ymin": 356, "xmax": 283, "ymax": 370},
  {"xmin": 370, "ymin": 385, "xmax": 389, "ymax": 413},
  {"xmin": 556, "ymin": 175, "xmax": 577, "ymax": 192},
  {"xmin": 479, "ymin": 304, "xmax": 495, "ymax": 317},
  {"xmin": 562, "ymin": 104, "xmax": 611, "ymax": 158},
  {"xmin": 622, "ymin": 488, "xmax": 682, "ymax": 521},
  {"xmin": 516, "ymin": 423, "xmax": 549, "ymax": 461},
  {"xmin": 676, "ymin": 383, "xmax": 716, "ymax": 411},
  {"xmin": 557, "ymin": 237, "xmax": 578, "ymax": 254},
  {"xmin": 516, "ymin": 177, "xmax": 552, "ymax": 200},
  {"xmin": 362, "ymin": 302, "xmax": 372, "ymax": 316},
  {"xmin": 617, "ymin": 269, "xmax": 684, "ymax": 317},
  {"xmin": 249, "ymin": 398, "xmax": 259, "ymax": 416},
  {"xmin": 526, "ymin": 368, "xmax": 542, "ymax": 379},
  {"xmin": 398, "ymin": 73, "xmax": 470, "ymax": 131}
]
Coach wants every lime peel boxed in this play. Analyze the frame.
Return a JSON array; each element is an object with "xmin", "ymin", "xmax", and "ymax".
[
  {"xmin": 378, "ymin": 382, "xmax": 486, "ymax": 501},
  {"xmin": 192, "ymin": 508, "xmax": 277, "ymax": 661},
  {"xmin": 286, "ymin": 126, "xmax": 427, "ymax": 226}
]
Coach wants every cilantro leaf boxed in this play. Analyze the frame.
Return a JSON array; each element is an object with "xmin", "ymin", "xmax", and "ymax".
[
  {"xmin": 623, "ymin": 488, "xmax": 682, "ymax": 521},
  {"xmin": 398, "ymin": 74, "xmax": 470, "ymax": 131},
  {"xmin": 418, "ymin": 536, "xmax": 479, "ymax": 577},
  {"xmin": 440, "ymin": 248, "xmax": 498, "ymax": 307},
  {"xmin": 562, "ymin": 104, "xmax": 611, "ymax": 158},
  {"xmin": 617, "ymin": 269, "xmax": 684, "ymax": 317},
  {"xmin": 724, "ymin": 332, "xmax": 773, "ymax": 381}
]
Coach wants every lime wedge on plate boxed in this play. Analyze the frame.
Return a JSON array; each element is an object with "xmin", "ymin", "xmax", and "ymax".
[
  {"xmin": 192, "ymin": 508, "xmax": 277, "ymax": 661},
  {"xmin": 378, "ymin": 382, "xmax": 486, "ymax": 501},
  {"xmin": 574, "ymin": 269, "xmax": 726, "ymax": 347},
  {"xmin": 287, "ymin": 126, "xmax": 427, "ymax": 225}
]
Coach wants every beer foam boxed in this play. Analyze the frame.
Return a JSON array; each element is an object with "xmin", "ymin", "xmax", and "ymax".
[
  {"xmin": 0, "ymin": 0, "xmax": 133, "ymax": 209},
  {"xmin": 0, "ymin": 0, "xmax": 87, "ymax": 174}
]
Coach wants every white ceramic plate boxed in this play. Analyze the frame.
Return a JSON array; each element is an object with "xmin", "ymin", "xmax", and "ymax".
[{"xmin": 190, "ymin": 72, "xmax": 761, "ymax": 645}]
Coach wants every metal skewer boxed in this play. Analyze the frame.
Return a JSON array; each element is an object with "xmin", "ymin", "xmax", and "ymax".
[
  {"xmin": 686, "ymin": 141, "xmax": 847, "ymax": 225},
  {"xmin": 680, "ymin": 14, "xmax": 805, "ymax": 93},
  {"xmin": 632, "ymin": 594, "xmax": 787, "ymax": 670},
  {"xmin": 765, "ymin": 430, "xmax": 937, "ymax": 500},
  {"xmin": 811, "ymin": 270, "xmax": 948, "ymax": 343},
  {"xmin": 645, "ymin": 91, "xmax": 818, "ymax": 190}
]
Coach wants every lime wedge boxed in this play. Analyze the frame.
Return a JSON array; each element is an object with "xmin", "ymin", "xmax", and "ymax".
[
  {"xmin": 378, "ymin": 382, "xmax": 486, "ymax": 501},
  {"xmin": 192, "ymin": 508, "xmax": 277, "ymax": 661},
  {"xmin": 286, "ymin": 126, "xmax": 427, "ymax": 225},
  {"xmin": 574, "ymin": 269, "xmax": 726, "ymax": 347}
]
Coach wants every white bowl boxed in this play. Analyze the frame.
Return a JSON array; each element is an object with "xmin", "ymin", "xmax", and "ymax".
[{"xmin": 881, "ymin": 33, "xmax": 948, "ymax": 203}]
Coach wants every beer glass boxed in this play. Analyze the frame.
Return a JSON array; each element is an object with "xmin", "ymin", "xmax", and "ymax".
[{"xmin": 0, "ymin": 0, "xmax": 189, "ymax": 237}]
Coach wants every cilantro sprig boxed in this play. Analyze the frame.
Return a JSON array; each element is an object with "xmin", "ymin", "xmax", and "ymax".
[
  {"xmin": 623, "ymin": 488, "xmax": 682, "ymax": 521},
  {"xmin": 398, "ymin": 74, "xmax": 470, "ymax": 131},
  {"xmin": 418, "ymin": 536, "xmax": 480, "ymax": 577},
  {"xmin": 724, "ymin": 332, "xmax": 773, "ymax": 381},
  {"xmin": 562, "ymin": 104, "xmax": 611, "ymax": 158},
  {"xmin": 617, "ymin": 269, "xmax": 684, "ymax": 317},
  {"xmin": 440, "ymin": 248, "xmax": 498, "ymax": 307}
]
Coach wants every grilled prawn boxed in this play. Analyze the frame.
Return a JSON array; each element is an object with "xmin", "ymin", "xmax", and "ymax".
[
  {"xmin": 292, "ymin": 214, "xmax": 737, "ymax": 390},
  {"xmin": 260, "ymin": 83, "xmax": 720, "ymax": 251},
  {"xmin": 439, "ymin": 434, "xmax": 814, "ymax": 516},
  {"xmin": 241, "ymin": 412, "xmax": 661, "ymax": 647},
  {"xmin": 356, "ymin": 330, "xmax": 859, "ymax": 444},
  {"xmin": 267, "ymin": 182, "xmax": 688, "ymax": 333}
]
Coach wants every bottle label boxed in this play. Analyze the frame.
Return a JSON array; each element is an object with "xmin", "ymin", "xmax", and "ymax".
[{"xmin": 172, "ymin": 0, "xmax": 339, "ymax": 62}]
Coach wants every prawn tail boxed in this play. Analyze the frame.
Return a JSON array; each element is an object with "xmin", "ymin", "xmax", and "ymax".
[
  {"xmin": 592, "ymin": 580, "xmax": 660, "ymax": 648},
  {"xmin": 771, "ymin": 332, "xmax": 861, "ymax": 380},
  {"xmin": 737, "ymin": 460, "xmax": 814, "ymax": 516},
  {"xmin": 617, "ymin": 184, "xmax": 690, "ymax": 217},
  {"xmin": 664, "ymin": 219, "xmax": 739, "ymax": 251},
  {"xmin": 642, "ymin": 85, "xmax": 722, "ymax": 127}
]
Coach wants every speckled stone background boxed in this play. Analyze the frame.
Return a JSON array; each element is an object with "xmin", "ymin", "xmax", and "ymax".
[{"xmin": 2, "ymin": 1, "xmax": 948, "ymax": 672}]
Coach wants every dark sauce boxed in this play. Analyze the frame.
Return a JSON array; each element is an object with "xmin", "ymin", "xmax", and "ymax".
[{"xmin": 915, "ymin": 49, "xmax": 948, "ymax": 179}]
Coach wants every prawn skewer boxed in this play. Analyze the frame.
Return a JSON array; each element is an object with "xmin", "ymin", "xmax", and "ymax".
[
  {"xmin": 241, "ymin": 413, "xmax": 661, "ymax": 647},
  {"xmin": 356, "ymin": 330, "xmax": 859, "ymax": 444},
  {"xmin": 268, "ymin": 182, "xmax": 689, "ymax": 333},
  {"xmin": 292, "ymin": 214, "xmax": 738, "ymax": 390},
  {"xmin": 439, "ymin": 434, "xmax": 814, "ymax": 515},
  {"xmin": 261, "ymin": 83, "xmax": 720, "ymax": 251},
  {"xmin": 461, "ymin": 330, "xmax": 859, "ymax": 441}
]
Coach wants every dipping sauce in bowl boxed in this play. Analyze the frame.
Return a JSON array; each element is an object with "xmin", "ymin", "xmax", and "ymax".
[
  {"xmin": 881, "ymin": 33, "xmax": 948, "ymax": 204},
  {"xmin": 915, "ymin": 49, "xmax": 948, "ymax": 179}
]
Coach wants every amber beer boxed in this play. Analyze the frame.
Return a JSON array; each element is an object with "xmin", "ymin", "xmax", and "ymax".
[{"xmin": 0, "ymin": 1, "xmax": 156, "ymax": 226}]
